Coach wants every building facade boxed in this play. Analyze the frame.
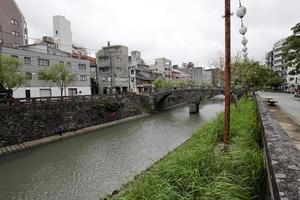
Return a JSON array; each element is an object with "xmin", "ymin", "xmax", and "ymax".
[
  {"xmin": 0, "ymin": 0, "xmax": 28, "ymax": 47},
  {"xmin": 0, "ymin": 44, "xmax": 91, "ymax": 98},
  {"xmin": 53, "ymin": 15, "xmax": 72, "ymax": 54},
  {"xmin": 265, "ymin": 50, "xmax": 274, "ymax": 69},
  {"xmin": 272, "ymin": 38, "xmax": 287, "ymax": 76},
  {"xmin": 192, "ymin": 67, "xmax": 204, "ymax": 83},
  {"xmin": 96, "ymin": 43, "xmax": 129, "ymax": 94},
  {"xmin": 150, "ymin": 58, "xmax": 172, "ymax": 79}
]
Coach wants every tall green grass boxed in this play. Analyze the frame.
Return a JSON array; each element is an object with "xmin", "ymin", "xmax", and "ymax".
[{"xmin": 112, "ymin": 99, "xmax": 264, "ymax": 200}]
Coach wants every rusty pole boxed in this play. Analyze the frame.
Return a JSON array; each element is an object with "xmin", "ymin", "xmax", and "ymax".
[{"xmin": 224, "ymin": 0, "xmax": 231, "ymax": 150}]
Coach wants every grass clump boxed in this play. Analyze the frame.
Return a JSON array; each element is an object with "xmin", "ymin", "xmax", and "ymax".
[{"xmin": 113, "ymin": 98, "xmax": 264, "ymax": 200}]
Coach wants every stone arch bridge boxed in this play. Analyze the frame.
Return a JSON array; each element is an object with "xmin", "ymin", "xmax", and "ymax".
[{"xmin": 146, "ymin": 88, "xmax": 240, "ymax": 114}]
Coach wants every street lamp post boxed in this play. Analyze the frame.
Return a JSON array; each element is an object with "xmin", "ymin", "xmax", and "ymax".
[{"xmin": 224, "ymin": 0, "xmax": 231, "ymax": 150}]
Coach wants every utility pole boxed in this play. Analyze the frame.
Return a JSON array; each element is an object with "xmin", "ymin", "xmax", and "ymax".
[{"xmin": 224, "ymin": 0, "xmax": 231, "ymax": 150}]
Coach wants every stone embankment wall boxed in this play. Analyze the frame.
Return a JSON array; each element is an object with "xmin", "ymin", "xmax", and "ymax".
[
  {"xmin": 0, "ymin": 95, "xmax": 149, "ymax": 148},
  {"xmin": 255, "ymin": 94, "xmax": 300, "ymax": 200},
  {"xmin": 0, "ymin": 93, "xmax": 185, "ymax": 148}
]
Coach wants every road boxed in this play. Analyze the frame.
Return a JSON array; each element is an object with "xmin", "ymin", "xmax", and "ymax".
[{"xmin": 258, "ymin": 92, "xmax": 300, "ymax": 125}]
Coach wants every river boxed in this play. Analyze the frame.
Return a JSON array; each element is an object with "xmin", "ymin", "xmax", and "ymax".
[{"xmin": 0, "ymin": 96, "xmax": 224, "ymax": 200}]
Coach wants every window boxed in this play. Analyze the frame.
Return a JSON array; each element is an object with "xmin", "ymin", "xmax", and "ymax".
[
  {"xmin": 11, "ymin": 55, "xmax": 18, "ymax": 59},
  {"xmin": 12, "ymin": 31, "xmax": 19, "ymax": 37},
  {"xmin": 24, "ymin": 57, "xmax": 31, "ymax": 65},
  {"xmin": 79, "ymin": 75, "xmax": 87, "ymax": 81},
  {"xmin": 67, "ymin": 62, "xmax": 71, "ymax": 68},
  {"xmin": 0, "ymin": 39, "xmax": 2, "ymax": 44},
  {"xmin": 38, "ymin": 59, "xmax": 49, "ymax": 66},
  {"xmin": 39, "ymin": 89, "xmax": 51, "ymax": 97},
  {"xmin": 79, "ymin": 64, "xmax": 86, "ymax": 70},
  {"xmin": 131, "ymin": 70, "xmax": 135, "ymax": 75},
  {"xmin": 131, "ymin": 78, "xmax": 134, "ymax": 83},
  {"xmin": 68, "ymin": 88, "xmax": 78, "ymax": 96},
  {"xmin": 290, "ymin": 78, "xmax": 295, "ymax": 81},
  {"xmin": 13, "ymin": 43, "xmax": 20, "ymax": 47},
  {"xmin": 10, "ymin": 19, "xmax": 19, "ymax": 26},
  {"xmin": 55, "ymin": 30, "xmax": 58, "ymax": 35},
  {"xmin": 25, "ymin": 72, "xmax": 32, "ymax": 80}
]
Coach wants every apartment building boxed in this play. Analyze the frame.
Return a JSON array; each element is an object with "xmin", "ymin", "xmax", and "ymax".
[
  {"xmin": 0, "ymin": 44, "xmax": 91, "ymax": 98},
  {"xmin": 96, "ymin": 43, "xmax": 129, "ymax": 94},
  {"xmin": 0, "ymin": 0, "xmax": 28, "ymax": 47},
  {"xmin": 150, "ymin": 58, "xmax": 172, "ymax": 79}
]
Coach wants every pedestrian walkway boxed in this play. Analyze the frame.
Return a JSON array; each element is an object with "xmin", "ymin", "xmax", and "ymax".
[{"xmin": 258, "ymin": 92, "xmax": 300, "ymax": 150}]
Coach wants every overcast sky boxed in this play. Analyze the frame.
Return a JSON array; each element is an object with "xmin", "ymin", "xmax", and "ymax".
[{"xmin": 15, "ymin": 0, "xmax": 300, "ymax": 67}]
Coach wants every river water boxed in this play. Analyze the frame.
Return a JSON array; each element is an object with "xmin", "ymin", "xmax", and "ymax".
[{"xmin": 0, "ymin": 96, "xmax": 224, "ymax": 200}]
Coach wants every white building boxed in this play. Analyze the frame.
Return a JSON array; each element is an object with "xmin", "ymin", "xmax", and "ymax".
[
  {"xmin": 0, "ymin": 44, "xmax": 91, "ymax": 98},
  {"xmin": 53, "ymin": 15, "xmax": 72, "ymax": 54},
  {"xmin": 150, "ymin": 58, "xmax": 172, "ymax": 79},
  {"xmin": 272, "ymin": 38, "xmax": 287, "ymax": 76}
]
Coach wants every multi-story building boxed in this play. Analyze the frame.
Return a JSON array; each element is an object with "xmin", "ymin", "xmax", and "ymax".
[
  {"xmin": 192, "ymin": 67, "xmax": 204, "ymax": 83},
  {"xmin": 0, "ymin": 0, "xmax": 28, "ymax": 47},
  {"xmin": 129, "ymin": 51, "xmax": 155, "ymax": 93},
  {"xmin": 203, "ymin": 68, "xmax": 220, "ymax": 86},
  {"xmin": 53, "ymin": 15, "xmax": 72, "ymax": 54},
  {"xmin": 150, "ymin": 58, "xmax": 172, "ymax": 79},
  {"xmin": 96, "ymin": 42, "xmax": 129, "ymax": 94},
  {"xmin": 0, "ymin": 44, "xmax": 91, "ymax": 98},
  {"xmin": 272, "ymin": 38, "xmax": 287, "ymax": 76},
  {"xmin": 265, "ymin": 50, "xmax": 274, "ymax": 69}
]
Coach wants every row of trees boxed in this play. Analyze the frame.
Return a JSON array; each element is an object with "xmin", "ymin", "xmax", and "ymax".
[{"xmin": 0, "ymin": 55, "xmax": 75, "ymax": 98}]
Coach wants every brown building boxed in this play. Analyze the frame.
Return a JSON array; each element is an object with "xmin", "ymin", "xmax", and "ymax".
[{"xmin": 0, "ymin": 0, "xmax": 28, "ymax": 47}]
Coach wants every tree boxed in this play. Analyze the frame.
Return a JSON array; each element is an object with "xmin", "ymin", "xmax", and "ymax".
[
  {"xmin": 39, "ymin": 63, "xmax": 76, "ymax": 97},
  {"xmin": 232, "ymin": 60, "xmax": 284, "ymax": 95},
  {"xmin": 0, "ymin": 55, "xmax": 27, "ymax": 94},
  {"xmin": 283, "ymin": 23, "xmax": 300, "ymax": 73}
]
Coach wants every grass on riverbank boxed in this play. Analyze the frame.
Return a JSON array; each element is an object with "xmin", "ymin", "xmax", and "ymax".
[{"xmin": 112, "ymin": 98, "xmax": 264, "ymax": 200}]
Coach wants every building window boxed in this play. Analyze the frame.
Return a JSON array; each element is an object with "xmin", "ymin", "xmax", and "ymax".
[
  {"xmin": 10, "ymin": 19, "xmax": 19, "ymax": 26},
  {"xmin": 55, "ymin": 30, "xmax": 58, "ymax": 35},
  {"xmin": 13, "ymin": 43, "xmax": 20, "ymax": 47},
  {"xmin": 25, "ymin": 72, "xmax": 32, "ymax": 80},
  {"xmin": 39, "ymin": 89, "xmax": 52, "ymax": 97},
  {"xmin": 79, "ymin": 75, "xmax": 87, "ymax": 81},
  {"xmin": 67, "ymin": 62, "xmax": 71, "ymax": 68},
  {"xmin": 38, "ymin": 59, "xmax": 50, "ymax": 66},
  {"xmin": 0, "ymin": 39, "xmax": 2, "ymax": 44},
  {"xmin": 131, "ymin": 70, "xmax": 134, "ymax": 75},
  {"xmin": 12, "ymin": 31, "xmax": 19, "ymax": 37},
  {"xmin": 131, "ymin": 78, "xmax": 134, "ymax": 83},
  {"xmin": 11, "ymin": 55, "xmax": 18, "ymax": 59},
  {"xmin": 290, "ymin": 78, "xmax": 295, "ymax": 81},
  {"xmin": 24, "ymin": 57, "xmax": 31, "ymax": 65},
  {"xmin": 79, "ymin": 64, "xmax": 86, "ymax": 70}
]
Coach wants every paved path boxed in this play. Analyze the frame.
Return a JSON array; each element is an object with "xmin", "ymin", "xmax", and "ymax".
[
  {"xmin": 258, "ymin": 92, "xmax": 300, "ymax": 125},
  {"xmin": 258, "ymin": 92, "xmax": 300, "ymax": 150}
]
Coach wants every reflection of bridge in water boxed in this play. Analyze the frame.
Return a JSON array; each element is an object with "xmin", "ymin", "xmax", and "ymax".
[{"xmin": 147, "ymin": 88, "xmax": 226, "ymax": 114}]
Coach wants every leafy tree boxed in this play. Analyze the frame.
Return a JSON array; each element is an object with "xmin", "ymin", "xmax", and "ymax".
[
  {"xmin": 283, "ymin": 23, "xmax": 300, "ymax": 73},
  {"xmin": 232, "ymin": 60, "xmax": 284, "ymax": 95},
  {"xmin": 0, "ymin": 55, "xmax": 27, "ymax": 93},
  {"xmin": 39, "ymin": 63, "xmax": 76, "ymax": 97}
]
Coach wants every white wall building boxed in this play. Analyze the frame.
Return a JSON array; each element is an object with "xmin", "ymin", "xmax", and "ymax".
[
  {"xmin": 150, "ymin": 58, "xmax": 172, "ymax": 79},
  {"xmin": 53, "ymin": 15, "xmax": 72, "ymax": 54}
]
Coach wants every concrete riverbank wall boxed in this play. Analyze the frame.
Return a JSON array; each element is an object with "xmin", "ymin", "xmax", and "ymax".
[{"xmin": 255, "ymin": 94, "xmax": 300, "ymax": 200}]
